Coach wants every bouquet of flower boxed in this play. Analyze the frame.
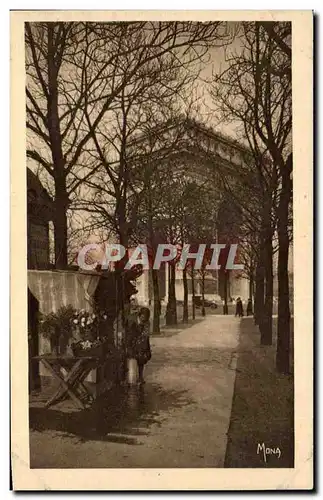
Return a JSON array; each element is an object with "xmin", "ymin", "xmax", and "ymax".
[
  {"xmin": 71, "ymin": 309, "xmax": 111, "ymax": 355},
  {"xmin": 71, "ymin": 309, "xmax": 99, "ymax": 341}
]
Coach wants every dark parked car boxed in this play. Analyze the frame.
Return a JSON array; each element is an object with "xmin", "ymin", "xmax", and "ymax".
[{"xmin": 193, "ymin": 296, "xmax": 217, "ymax": 309}]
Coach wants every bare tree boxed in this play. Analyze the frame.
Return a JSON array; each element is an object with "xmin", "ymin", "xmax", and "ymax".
[
  {"xmin": 26, "ymin": 21, "xmax": 232, "ymax": 268},
  {"xmin": 209, "ymin": 21, "xmax": 291, "ymax": 356},
  {"xmin": 131, "ymin": 119, "xmax": 196, "ymax": 331}
]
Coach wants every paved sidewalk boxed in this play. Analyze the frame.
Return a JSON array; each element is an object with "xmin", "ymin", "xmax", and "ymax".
[{"xmin": 30, "ymin": 315, "xmax": 241, "ymax": 468}]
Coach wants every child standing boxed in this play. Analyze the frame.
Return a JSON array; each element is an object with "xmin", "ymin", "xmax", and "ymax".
[{"xmin": 135, "ymin": 307, "xmax": 152, "ymax": 384}]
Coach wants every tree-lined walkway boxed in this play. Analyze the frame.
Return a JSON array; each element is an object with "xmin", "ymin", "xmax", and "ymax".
[{"xmin": 30, "ymin": 315, "xmax": 240, "ymax": 468}]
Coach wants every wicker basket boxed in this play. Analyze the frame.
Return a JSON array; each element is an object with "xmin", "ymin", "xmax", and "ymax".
[{"xmin": 72, "ymin": 341, "xmax": 109, "ymax": 358}]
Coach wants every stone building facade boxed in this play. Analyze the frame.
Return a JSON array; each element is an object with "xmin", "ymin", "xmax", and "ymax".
[{"xmin": 27, "ymin": 168, "xmax": 53, "ymax": 270}]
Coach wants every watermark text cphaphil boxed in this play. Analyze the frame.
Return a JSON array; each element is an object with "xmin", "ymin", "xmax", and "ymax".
[{"xmin": 77, "ymin": 243, "xmax": 244, "ymax": 272}]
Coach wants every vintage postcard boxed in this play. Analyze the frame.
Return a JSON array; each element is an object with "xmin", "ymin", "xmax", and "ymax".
[{"xmin": 11, "ymin": 10, "xmax": 313, "ymax": 490}]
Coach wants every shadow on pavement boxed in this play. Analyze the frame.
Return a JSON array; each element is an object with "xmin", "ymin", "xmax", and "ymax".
[
  {"xmin": 29, "ymin": 382, "xmax": 193, "ymax": 446},
  {"xmin": 151, "ymin": 318, "xmax": 204, "ymax": 337},
  {"xmin": 224, "ymin": 317, "xmax": 294, "ymax": 468}
]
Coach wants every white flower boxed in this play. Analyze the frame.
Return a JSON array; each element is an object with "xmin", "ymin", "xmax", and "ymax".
[
  {"xmin": 73, "ymin": 319, "xmax": 78, "ymax": 324},
  {"xmin": 92, "ymin": 314, "xmax": 96, "ymax": 319},
  {"xmin": 103, "ymin": 314, "xmax": 107, "ymax": 320}
]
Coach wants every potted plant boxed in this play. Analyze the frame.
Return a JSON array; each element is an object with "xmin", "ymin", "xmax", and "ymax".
[{"xmin": 39, "ymin": 305, "xmax": 75, "ymax": 354}]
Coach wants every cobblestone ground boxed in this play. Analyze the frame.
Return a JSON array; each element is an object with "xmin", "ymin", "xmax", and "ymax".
[{"xmin": 29, "ymin": 315, "xmax": 241, "ymax": 468}]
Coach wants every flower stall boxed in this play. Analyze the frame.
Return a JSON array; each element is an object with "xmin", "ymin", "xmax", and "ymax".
[
  {"xmin": 28, "ymin": 269, "xmax": 118, "ymax": 399},
  {"xmin": 35, "ymin": 305, "xmax": 122, "ymax": 408},
  {"xmin": 28, "ymin": 269, "xmax": 101, "ymax": 356},
  {"xmin": 28, "ymin": 266, "xmax": 143, "ymax": 405}
]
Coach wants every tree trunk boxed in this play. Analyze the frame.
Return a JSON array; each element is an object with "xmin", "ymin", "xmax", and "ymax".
[
  {"xmin": 249, "ymin": 272, "xmax": 254, "ymax": 300},
  {"xmin": 191, "ymin": 269, "xmax": 196, "ymax": 320},
  {"xmin": 47, "ymin": 26, "xmax": 69, "ymax": 269},
  {"xmin": 166, "ymin": 264, "xmax": 177, "ymax": 325},
  {"xmin": 182, "ymin": 268, "xmax": 189, "ymax": 323},
  {"xmin": 261, "ymin": 234, "xmax": 273, "ymax": 345},
  {"xmin": 276, "ymin": 168, "xmax": 292, "ymax": 374},
  {"xmin": 254, "ymin": 250, "xmax": 265, "ymax": 327},
  {"xmin": 54, "ymin": 181, "xmax": 68, "ymax": 269},
  {"xmin": 114, "ymin": 225, "xmax": 129, "ymax": 359},
  {"xmin": 223, "ymin": 271, "xmax": 229, "ymax": 315},
  {"xmin": 151, "ymin": 268, "xmax": 161, "ymax": 333},
  {"xmin": 258, "ymin": 193, "xmax": 274, "ymax": 345},
  {"xmin": 201, "ymin": 273, "xmax": 206, "ymax": 317},
  {"xmin": 147, "ymin": 185, "xmax": 160, "ymax": 332}
]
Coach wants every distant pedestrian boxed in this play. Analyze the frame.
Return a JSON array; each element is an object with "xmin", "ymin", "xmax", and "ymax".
[
  {"xmin": 235, "ymin": 297, "xmax": 244, "ymax": 318},
  {"xmin": 246, "ymin": 298, "xmax": 253, "ymax": 316}
]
